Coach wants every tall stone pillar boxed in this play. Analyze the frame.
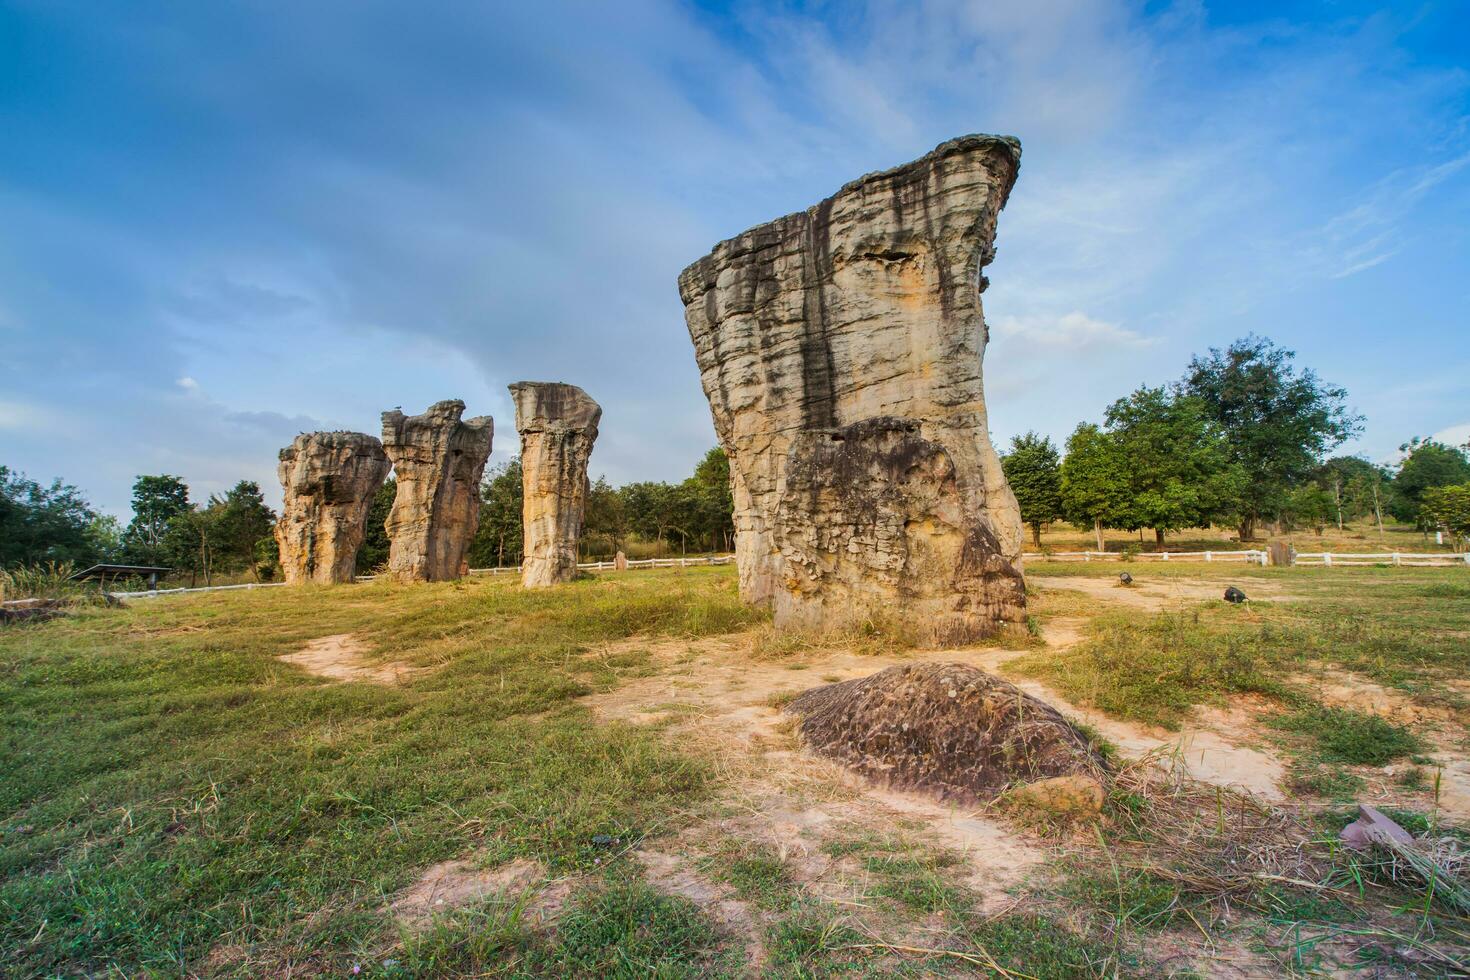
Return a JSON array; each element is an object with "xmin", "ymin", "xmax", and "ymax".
[
  {"xmin": 381, "ymin": 400, "xmax": 494, "ymax": 582},
  {"xmin": 274, "ymin": 432, "xmax": 390, "ymax": 584},
  {"xmin": 677, "ymin": 134, "xmax": 1027, "ymax": 644},
  {"xmin": 509, "ymin": 382, "xmax": 601, "ymax": 587}
]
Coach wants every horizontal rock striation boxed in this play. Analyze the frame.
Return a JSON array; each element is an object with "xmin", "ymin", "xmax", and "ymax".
[
  {"xmin": 677, "ymin": 134, "xmax": 1027, "ymax": 642},
  {"xmin": 510, "ymin": 382, "xmax": 601, "ymax": 588},
  {"xmin": 275, "ymin": 432, "xmax": 391, "ymax": 584},
  {"xmin": 381, "ymin": 400, "xmax": 493, "ymax": 582}
]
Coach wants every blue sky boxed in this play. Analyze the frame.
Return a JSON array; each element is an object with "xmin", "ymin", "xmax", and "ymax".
[{"xmin": 2, "ymin": 0, "xmax": 1467, "ymax": 517}]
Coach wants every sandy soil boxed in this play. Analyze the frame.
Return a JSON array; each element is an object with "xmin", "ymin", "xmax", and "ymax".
[
  {"xmin": 1034, "ymin": 574, "xmax": 1291, "ymax": 613},
  {"xmin": 277, "ymin": 634, "xmax": 423, "ymax": 685}
]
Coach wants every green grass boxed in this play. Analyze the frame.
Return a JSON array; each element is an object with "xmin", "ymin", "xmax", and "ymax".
[
  {"xmin": 1269, "ymin": 706, "xmax": 1421, "ymax": 766},
  {"xmin": 1015, "ymin": 565, "xmax": 1470, "ymax": 729},
  {"xmin": 701, "ymin": 843, "xmax": 797, "ymax": 911},
  {"xmin": 0, "ymin": 566, "xmax": 760, "ymax": 975},
  {"xmin": 1011, "ymin": 607, "xmax": 1290, "ymax": 729},
  {"xmin": 526, "ymin": 878, "xmax": 730, "ymax": 977}
]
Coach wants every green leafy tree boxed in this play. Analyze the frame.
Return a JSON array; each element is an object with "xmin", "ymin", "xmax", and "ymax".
[
  {"xmin": 1001, "ymin": 432, "xmax": 1063, "ymax": 547},
  {"xmin": 583, "ymin": 476, "xmax": 628, "ymax": 557},
  {"xmin": 122, "ymin": 475, "xmax": 191, "ymax": 565},
  {"xmin": 1106, "ymin": 386, "xmax": 1244, "ymax": 547},
  {"xmin": 1318, "ymin": 456, "xmax": 1387, "ymax": 531},
  {"xmin": 1059, "ymin": 423, "xmax": 1133, "ymax": 552},
  {"xmin": 163, "ymin": 505, "xmax": 224, "ymax": 587},
  {"xmin": 680, "ymin": 448, "xmax": 735, "ymax": 552},
  {"xmin": 0, "ymin": 466, "xmax": 110, "ymax": 566},
  {"xmin": 1181, "ymin": 335, "xmax": 1361, "ymax": 541},
  {"xmin": 1282, "ymin": 484, "xmax": 1334, "ymax": 535},
  {"xmin": 1390, "ymin": 439, "xmax": 1470, "ymax": 526},
  {"xmin": 469, "ymin": 461, "xmax": 523, "ymax": 568},
  {"xmin": 355, "ymin": 478, "xmax": 396, "ymax": 574},
  {"xmin": 1422, "ymin": 484, "xmax": 1470, "ymax": 550},
  {"xmin": 620, "ymin": 481, "xmax": 678, "ymax": 553},
  {"xmin": 211, "ymin": 481, "xmax": 276, "ymax": 580}
]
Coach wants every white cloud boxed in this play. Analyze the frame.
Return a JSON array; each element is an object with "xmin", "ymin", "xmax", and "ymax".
[
  {"xmin": 176, "ymin": 376, "xmax": 200, "ymax": 392},
  {"xmin": 991, "ymin": 311, "xmax": 1156, "ymax": 352},
  {"xmin": 1432, "ymin": 422, "xmax": 1470, "ymax": 449},
  {"xmin": 0, "ymin": 400, "xmax": 43, "ymax": 431}
]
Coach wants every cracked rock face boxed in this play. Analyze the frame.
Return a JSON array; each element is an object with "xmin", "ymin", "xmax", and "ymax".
[
  {"xmin": 510, "ymin": 382, "xmax": 601, "ymax": 588},
  {"xmin": 381, "ymin": 400, "xmax": 494, "ymax": 582},
  {"xmin": 677, "ymin": 134, "xmax": 1027, "ymax": 643},
  {"xmin": 275, "ymin": 432, "xmax": 391, "ymax": 584}
]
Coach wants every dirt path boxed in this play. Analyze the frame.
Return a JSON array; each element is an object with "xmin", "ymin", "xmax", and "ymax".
[
  {"xmin": 277, "ymin": 634, "xmax": 422, "ymax": 685},
  {"xmin": 1034, "ymin": 575, "xmax": 1290, "ymax": 613}
]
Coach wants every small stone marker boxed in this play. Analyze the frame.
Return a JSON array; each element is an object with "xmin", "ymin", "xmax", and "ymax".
[{"xmin": 614, "ymin": 550, "xmax": 628, "ymax": 571}]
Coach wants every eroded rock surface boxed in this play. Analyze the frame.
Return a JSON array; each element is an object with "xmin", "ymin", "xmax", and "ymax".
[
  {"xmin": 274, "ymin": 432, "xmax": 390, "ymax": 584},
  {"xmin": 510, "ymin": 382, "xmax": 601, "ymax": 587},
  {"xmin": 381, "ymin": 401, "xmax": 493, "ymax": 582},
  {"xmin": 787, "ymin": 662, "xmax": 1109, "ymax": 804},
  {"xmin": 678, "ymin": 134, "xmax": 1026, "ymax": 643}
]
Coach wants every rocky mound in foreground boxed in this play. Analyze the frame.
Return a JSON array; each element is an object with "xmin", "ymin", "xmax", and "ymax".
[{"xmin": 786, "ymin": 662, "xmax": 1110, "ymax": 805}]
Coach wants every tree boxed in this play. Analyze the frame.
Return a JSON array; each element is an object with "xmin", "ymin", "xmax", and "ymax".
[
  {"xmin": 621, "ymin": 481, "xmax": 678, "ymax": 553},
  {"xmin": 1181, "ymin": 335, "xmax": 1361, "ymax": 541},
  {"xmin": 355, "ymin": 478, "xmax": 397, "ymax": 574},
  {"xmin": 1058, "ymin": 423, "xmax": 1132, "ymax": 552},
  {"xmin": 583, "ymin": 476, "xmax": 628, "ymax": 557},
  {"xmin": 469, "ymin": 462, "xmax": 523, "ymax": 568},
  {"xmin": 1105, "ymin": 386, "xmax": 1244, "ymax": 547},
  {"xmin": 1318, "ymin": 456, "xmax": 1387, "ymax": 530},
  {"xmin": 1391, "ymin": 439, "xmax": 1470, "ymax": 526},
  {"xmin": 1422, "ymin": 484, "xmax": 1470, "ymax": 551},
  {"xmin": 0, "ymin": 466, "xmax": 111, "ymax": 567},
  {"xmin": 212, "ymin": 481, "xmax": 276, "ymax": 580},
  {"xmin": 163, "ymin": 505, "xmax": 223, "ymax": 587},
  {"xmin": 1282, "ymin": 484, "xmax": 1334, "ymax": 535},
  {"xmin": 680, "ymin": 447, "xmax": 735, "ymax": 552},
  {"xmin": 1001, "ymin": 432, "xmax": 1062, "ymax": 547},
  {"xmin": 122, "ymin": 475, "xmax": 190, "ymax": 565}
]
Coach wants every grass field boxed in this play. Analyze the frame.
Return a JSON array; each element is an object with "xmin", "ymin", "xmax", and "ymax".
[{"xmin": 4, "ymin": 562, "xmax": 1470, "ymax": 976}]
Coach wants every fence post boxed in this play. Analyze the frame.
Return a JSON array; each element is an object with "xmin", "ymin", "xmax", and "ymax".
[
  {"xmin": 1162, "ymin": 551, "xmax": 1169, "ymax": 562},
  {"xmin": 1205, "ymin": 551, "xmax": 1212, "ymax": 562},
  {"xmin": 1393, "ymin": 552, "xmax": 1401, "ymax": 567},
  {"xmin": 1084, "ymin": 551, "xmax": 1090, "ymax": 562},
  {"xmin": 1324, "ymin": 553, "xmax": 1332, "ymax": 567}
]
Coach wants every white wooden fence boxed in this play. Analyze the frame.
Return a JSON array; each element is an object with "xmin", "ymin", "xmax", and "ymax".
[
  {"xmin": 1024, "ymin": 549, "xmax": 1467, "ymax": 568},
  {"xmin": 1024, "ymin": 550, "xmax": 1269, "ymax": 565},
  {"xmin": 1293, "ymin": 552, "xmax": 1469, "ymax": 568},
  {"xmin": 469, "ymin": 555, "xmax": 736, "ymax": 575},
  {"xmin": 112, "ymin": 581, "xmax": 290, "ymax": 600}
]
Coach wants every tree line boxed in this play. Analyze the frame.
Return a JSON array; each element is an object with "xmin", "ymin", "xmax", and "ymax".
[
  {"xmin": 1000, "ymin": 335, "xmax": 1470, "ymax": 550},
  {"xmin": 0, "ymin": 448, "xmax": 737, "ymax": 583}
]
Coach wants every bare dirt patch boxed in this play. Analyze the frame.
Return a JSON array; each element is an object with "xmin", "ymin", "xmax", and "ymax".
[
  {"xmin": 584, "ymin": 634, "xmax": 1049, "ymax": 914},
  {"xmin": 391, "ymin": 855, "xmax": 578, "ymax": 928},
  {"xmin": 277, "ymin": 634, "xmax": 423, "ymax": 685},
  {"xmin": 1035, "ymin": 574, "xmax": 1290, "ymax": 613},
  {"xmin": 392, "ymin": 856, "xmax": 544, "ymax": 925}
]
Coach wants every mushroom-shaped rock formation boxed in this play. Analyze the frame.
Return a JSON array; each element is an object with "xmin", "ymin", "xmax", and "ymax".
[
  {"xmin": 787, "ymin": 662, "xmax": 1109, "ymax": 805},
  {"xmin": 380, "ymin": 400, "xmax": 493, "ymax": 582},
  {"xmin": 509, "ymin": 382, "xmax": 602, "ymax": 588},
  {"xmin": 678, "ymin": 134, "xmax": 1027, "ymax": 644},
  {"xmin": 275, "ymin": 432, "xmax": 391, "ymax": 584}
]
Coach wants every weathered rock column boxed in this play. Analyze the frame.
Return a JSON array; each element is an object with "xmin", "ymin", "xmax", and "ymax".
[
  {"xmin": 275, "ymin": 432, "xmax": 390, "ymax": 584},
  {"xmin": 510, "ymin": 382, "xmax": 601, "ymax": 587},
  {"xmin": 381, "ymin": 400, "xmax": 494, "ymax": 582},
  {"xmin": 677, "ymin": 134, "xmax": 1027, "ymax": 644}
]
